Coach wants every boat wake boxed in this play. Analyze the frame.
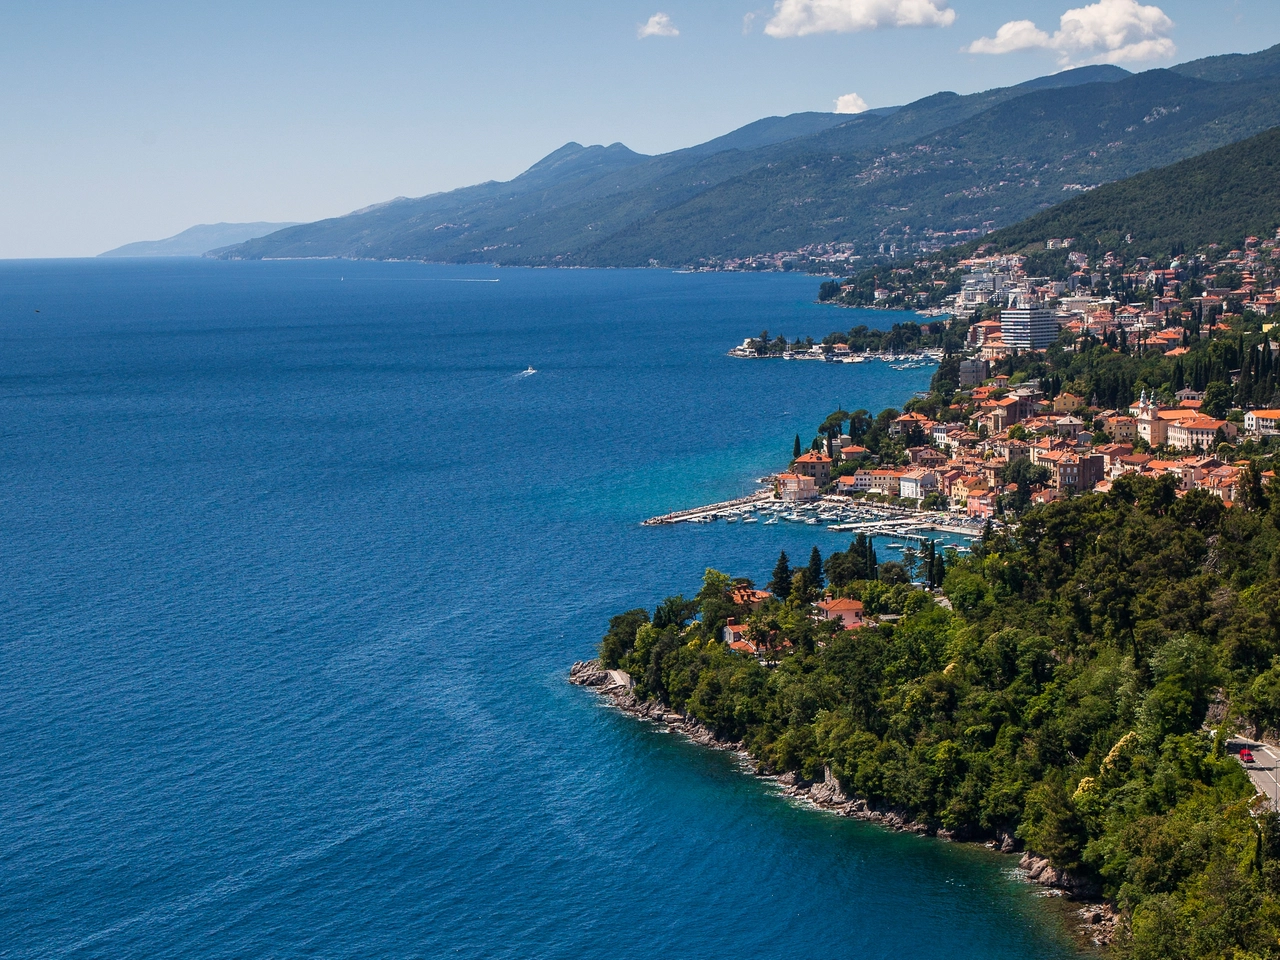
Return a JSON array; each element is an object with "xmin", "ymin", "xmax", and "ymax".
[{"xmin": 514, "ymin": 366, "xmax": 537, "ymax": 378}]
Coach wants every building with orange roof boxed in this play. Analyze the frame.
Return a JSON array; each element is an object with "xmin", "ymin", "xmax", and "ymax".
[
  {"xmin": 776, "ymin": 473, "xmax": 818, "ymax": 502},
  {"xmin": 1244, "ymin": 410, "xmax": 1280, "ymax": 437},
  {"xmin": 1166, "ymin": 415, "xmax": 1235, "ymax": 452},
  {"xmin": 890, "ymin": 411, "xmax": 933, "ymax": 438},
  {"xmin": 792, "ymin": 451, "xmax": 832, "ymax": 486},
  {"xmin": 816, "ymin": 597, "xmax": 865, "ymax": 630},
  {"xmin": 722, "ymin": 619, "xmax": 751, "ymax": 647},
  {"xmin": 731, "ymin": 586, "xmax": 772, "ymax": 610}
]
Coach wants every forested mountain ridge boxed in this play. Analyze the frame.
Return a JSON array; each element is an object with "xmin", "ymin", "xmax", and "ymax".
[
  {"xmin": 583, "ymin": 66, "xmax": 1280, "ymax": 267},
  {"xmin": 216, "ymin": 65, "xmax": 1139, "ymax": 264},
  {"xmin": 979, "ymin": 125, "xmax": 1280, "ymax": 259},
  {"xmin": 215, "ymin": 49, "xmax": 1280, "ymax": 267}
]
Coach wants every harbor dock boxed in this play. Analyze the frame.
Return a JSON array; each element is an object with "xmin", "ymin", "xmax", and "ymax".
[{"xmin": 643, "ymin": 492, "xmax": 989, "ymax": 543}]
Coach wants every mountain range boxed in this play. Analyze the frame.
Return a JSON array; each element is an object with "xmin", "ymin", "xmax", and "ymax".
[
  {"xmin": 215, "ymin": 45, "xmax": 1280, "ymax": 268},
  {"xmin": 100, "ymin": 222, "xmax": 300, "ymax": 258}
]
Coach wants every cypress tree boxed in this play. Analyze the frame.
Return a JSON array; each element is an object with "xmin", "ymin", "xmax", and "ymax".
[
  {"xmin": 769, "ymin": 551, "xmax": 792, "ymax": 601},
  {"xmin": 793, "ymin": 434, "xmax": 802, "ymax": 460},
  {"xmin": 808, "ymin": 546, "xmax": 824, "ymax": 590}
]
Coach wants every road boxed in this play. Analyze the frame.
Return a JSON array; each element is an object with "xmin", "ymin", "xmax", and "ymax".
[{"xmin": 1228, "ymin": 737, "xmax": 1280, "ymax": 810}]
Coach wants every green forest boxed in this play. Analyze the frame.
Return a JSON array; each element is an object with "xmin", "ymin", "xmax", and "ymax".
[
  {"xmin": 982, "ymin": 125, "xmax": 1280, "ymax": 262},
  {"xmin": 599, "ymin": 477, "xmax": 1280, "ymax": 958}
]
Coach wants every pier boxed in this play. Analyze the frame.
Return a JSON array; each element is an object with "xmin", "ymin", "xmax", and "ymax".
[{"xmin": 642, "ymin": 490, "xmax": 775, "ymax": 526}]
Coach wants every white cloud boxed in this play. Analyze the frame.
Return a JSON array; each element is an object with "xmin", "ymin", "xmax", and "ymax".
[
  {"xmin": 966, "ymin": 0, "xmax": 1175, "ymax": 65},
  {"xmin": 637, "ymin": 12, "xmax": 679, "ymax": 38},
  {"xmin": 743, "ymin": 11, "xmax": 757, "ymax": 34},
  {"xmin": 835, "ymin": 92, "xmax": 870, "ymax": 113},
  {"xmin": 765, "ymin": 0, "xmax": 955, "ymax": 38}
]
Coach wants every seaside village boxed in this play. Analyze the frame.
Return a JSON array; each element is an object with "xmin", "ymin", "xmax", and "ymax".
[{"xmin": 774, "ymin": 230, "xmax": 1280, "ymax": 517}]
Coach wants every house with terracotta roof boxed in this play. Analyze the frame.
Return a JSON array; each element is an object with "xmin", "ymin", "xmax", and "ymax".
[
  {"xmin": 1244, "ymin": 409, "xmax": 1280, "ymax": 436},
  {"xmin": 838, "ymin": 443, "xmax": 869, "ymax": 460},
  {"xmin": 951, "ymin": 475, "xmax": 987, "ymax": 509},
  {"xmin": 907, "ymin": 446, "xmax": 947, "ymax": 468},
  {"xmin": 1037, "ymin": 449, "xmax": 1104, "ymax": 492},
  {"xmin": 1053, "ymin": 392, "xmax": 1084, "ymax": 413},
  {"xmin": 792, "ymin": 451, "xmax": 833, "ymax": 486},
  {"xmin": 731, "ymin": 586, "xmax": 772, "ymax": 610},
  {"xmin": 1200, "ymin": 465, "xmax": 1242, "ymax": 502},
  {"xmin": 816, "ymin": 597, "xmax": 864, "ymax": 630},
  {"xmin": 1166, "ymin": 415, "xmax": 1235, "ymax": 452},
  {"xmin": 1094, "ymin": 412, "xmax": 1137, "ymax": 442},
  {"xmin": 866, "ymin": 469, "xmax": 906, "ymax": 497},
  {"xmin": 723, "ymin": 619, "xmax": 753, "ymax": 650},
  {"xmin": 967, "ymin": 489, "xmax": 997, "ymax": 518},
  {"xmin": 890, "ymin": 412, "xmax": 933, "ymax": 438},
  {"xmin": 899, "ymin": 468, "xmax": 938, "ymax": 503},
  {"xmin": 776, "ymin": 473, "xmax": 818, "ymax": 501},
  {"xmin": 1176, "ymin": 456, "xmax": 1224, "ymax": 491}
]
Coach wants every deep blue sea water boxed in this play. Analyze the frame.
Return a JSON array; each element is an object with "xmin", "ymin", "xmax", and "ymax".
[{"xmin": 0, "ymin": 260, "xmax": 1081, "ymax": 959}]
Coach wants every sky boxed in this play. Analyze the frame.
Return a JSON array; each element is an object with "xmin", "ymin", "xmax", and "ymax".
[{"xmin": 1, "ymin": 0, "xmax": 1278, "ymax": 258}]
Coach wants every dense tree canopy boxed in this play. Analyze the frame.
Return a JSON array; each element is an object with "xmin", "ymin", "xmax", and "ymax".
[{"xmin": 600, "ymin": 476, "xmax": 1280, "ymax": 958}]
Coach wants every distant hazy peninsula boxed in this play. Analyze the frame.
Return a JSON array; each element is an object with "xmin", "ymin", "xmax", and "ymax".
[{"xmin": 99, "ymin": 222, "xmax": 301, "ymax": 258}]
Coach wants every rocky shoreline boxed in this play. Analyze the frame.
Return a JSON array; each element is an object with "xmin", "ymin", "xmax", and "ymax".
[{"xmin": 570, "ymin": 658, "xmax": 1120, "ymax": 948}]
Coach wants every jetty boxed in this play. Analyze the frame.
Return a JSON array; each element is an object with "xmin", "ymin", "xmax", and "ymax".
[{"xmin": 642, "ymin": 490, "xmax": 775, "ymax": 526}]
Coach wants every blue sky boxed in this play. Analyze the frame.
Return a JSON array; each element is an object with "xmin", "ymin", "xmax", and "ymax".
[{"xmin": 1, "ymin": 0, "xmax": 1277, "ymax": 257}]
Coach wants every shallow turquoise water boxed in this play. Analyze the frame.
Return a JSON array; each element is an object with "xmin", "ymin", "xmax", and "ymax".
[{"xmin": 0, "ymin": 259, "xmax": 1080, "ymax": 958}]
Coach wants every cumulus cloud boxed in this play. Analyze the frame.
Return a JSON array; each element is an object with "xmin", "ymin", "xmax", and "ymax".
[
  {"xmin": 637, "ymin": 12, "xmax": 679, "ymax": 38},
  {"xmin": 835, "ymin": 92, "xmax": 870, "ymax": 113},
  {"xmin": 764, "ymin": 0, "xmax": 955, "ymax": 38},
  {"xmin": 966, "ymin": 0, "xmax": 1175, "ymax": 65}
]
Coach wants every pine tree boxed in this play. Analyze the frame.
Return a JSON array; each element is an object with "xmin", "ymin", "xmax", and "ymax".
[
  {"xmin": 807, "ymin": 546, "xmax": 824, "ymax": 590},
  {"xmin": 769, "ymin": 551, "xmax": 792, "ymax": 601}
]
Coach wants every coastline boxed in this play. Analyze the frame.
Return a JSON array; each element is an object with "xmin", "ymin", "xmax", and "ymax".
[{"xmin": 569, "ymin": 659, "xmax": 1120, "ymax": 949}]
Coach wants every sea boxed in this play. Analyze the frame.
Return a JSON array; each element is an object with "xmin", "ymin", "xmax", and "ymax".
[{"xmin": 0, "ymin": 259, "xmax": 1082, "ymax": 959}]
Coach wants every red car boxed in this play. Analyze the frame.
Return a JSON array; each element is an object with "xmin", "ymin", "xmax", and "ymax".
[{"xmin": 1240, "ymin": 748, "xmax": 1256, "ymax": 764}]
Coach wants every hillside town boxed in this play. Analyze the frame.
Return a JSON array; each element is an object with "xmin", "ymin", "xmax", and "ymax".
[
  {"xmin": 769, "ymin": 227, "xmax": 1280, "ymax": 516},
  {"xmin": 775, "ymin": 383, "xmax": 1267, "ymax": 517}
]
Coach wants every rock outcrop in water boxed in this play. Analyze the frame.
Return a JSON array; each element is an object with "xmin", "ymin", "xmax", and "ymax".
[{"xmin": 570, "ymin": 657, "xmax": 1119, "ymax": 947}]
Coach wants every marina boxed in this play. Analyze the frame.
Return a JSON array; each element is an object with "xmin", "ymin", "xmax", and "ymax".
[{"xmin": 643, "ymin": 491, "xmax": 988, "ymax": 547}]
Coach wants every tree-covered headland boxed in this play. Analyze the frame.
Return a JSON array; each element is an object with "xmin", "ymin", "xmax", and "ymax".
[{"xmin": 599, "ymin": 476, "xmax": 1280, "ymax": 958}]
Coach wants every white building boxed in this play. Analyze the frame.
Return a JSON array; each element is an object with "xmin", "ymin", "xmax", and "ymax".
[
  {"xmin": 1244, "ymin": 410, "xmax": 1280, "ymax": 436},
  {"xmin": 899, "ymin": 469, "xmax": 938, "ymax": 503},
  {"xmin": 1000, "ymin": 307, "xmax": 1059, "ymax": 351}
]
